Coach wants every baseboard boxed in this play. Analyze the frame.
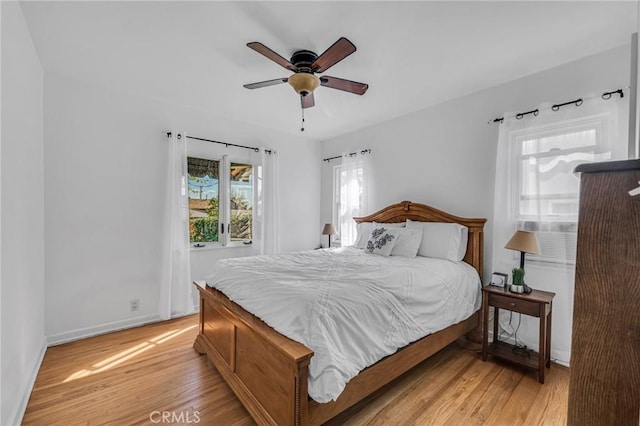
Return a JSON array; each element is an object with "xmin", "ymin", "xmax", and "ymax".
[
  {"xmin": 551, "ymin": 350, "xmax": 570, "ymax": 367},
  {"xmin": 10, "ymin": 338, "xmax": 47, "ymax": 426},
  {"xmin": 47, "ymin": 306, "xmax": 200, "ymax": 346},
  {"xmin": 47, "ymin": 314, "xmax": 162, "ymax": 346}
]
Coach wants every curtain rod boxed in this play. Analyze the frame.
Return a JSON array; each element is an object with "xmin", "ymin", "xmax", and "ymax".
[
  {"xmin": 323, "ymin": 149, "xmax": 372, "ymax": 162},
  {"xmin": 166, "ymin": 132, "xmax": 273, "ymax": 154},
  {"xmin": 488, "ymin": 88, "xmax": 625, "ymax": 124}
]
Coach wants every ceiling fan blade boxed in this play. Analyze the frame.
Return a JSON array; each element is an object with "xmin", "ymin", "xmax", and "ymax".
[
  {"xmin": 301, "ymin": 93, "xmax": 315, "ymax": 109},
  {"xmin": 311, "ymin": 37, "xmax": 356, "ymax": 73},
  {"xmin": 320, "ymin": 76, "xmax": 368, "ymax": 95},
  {"xmin": 243, "ymin": 78, "xmax": 289, "ymax": 90},
  {"xmin": 247, "ymin": 42, "xmax": 297, "ymax": 72}
]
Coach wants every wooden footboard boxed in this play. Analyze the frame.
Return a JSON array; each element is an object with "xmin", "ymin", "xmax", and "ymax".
[
  {"xmin": 194, "ymin": 283, "xmax": 479, "ymax": 425},
  {"xmin": 194, "ymin": 284, "xmax": 313, "ymax": 425}
]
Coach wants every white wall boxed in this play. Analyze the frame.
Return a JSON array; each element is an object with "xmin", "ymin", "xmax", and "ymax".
[
  {"xmin": 1, "ymin": 2, "xmax": 46, "ymax": 425},
  {"xmin": 44, "ymin": 73, "xmax": 321, "ymax": 344},
  {"xmin": 321, "ymin": 45, "xmax": 631, "ymax": 365}
]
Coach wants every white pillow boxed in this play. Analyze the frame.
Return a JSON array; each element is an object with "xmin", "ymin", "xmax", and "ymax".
[
  {"xmin": 458, "ymin": 227, "xmax": 469, "ymax": 260},
  {"xmin": 364, "ymin": 226, "xmax": 400, "ymax": 256},
  {"xmin": 374, "ymin": 221, "xmax": 405, "ymax": 228},
  {"xmin": 405, "ymin": 220, "xmax": 468, "ymax": 262},
  {"xmin": 391, "ymin": 228, "xmax": 423, "ymax": 258},
  {"xmin": 354, "ymin": 222, "xmax": 375, "ymax": 248}
]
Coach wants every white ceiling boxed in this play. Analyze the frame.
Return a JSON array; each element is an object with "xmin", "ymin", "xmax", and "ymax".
[{"xmin": 20, "ymin": 1, "xmax": 638, "ymax": 141}]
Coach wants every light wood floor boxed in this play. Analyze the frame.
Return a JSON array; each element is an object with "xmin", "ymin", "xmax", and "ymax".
[{"xmin": 23, "ymin": 315, "xmax": 569, "ymax": 425}]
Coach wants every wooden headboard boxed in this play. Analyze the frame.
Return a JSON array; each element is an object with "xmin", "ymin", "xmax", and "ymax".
[{"xmin": 354, "ymin": 200, "xmax": 487, "ymax": 278}]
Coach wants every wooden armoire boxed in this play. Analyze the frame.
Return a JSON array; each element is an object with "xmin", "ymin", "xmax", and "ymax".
[{"xmin": 568, "ymin": 159, "xmax": 640, "ymax": 425}]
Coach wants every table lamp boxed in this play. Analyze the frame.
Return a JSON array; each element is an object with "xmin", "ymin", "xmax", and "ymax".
[
  {"xmin": 505, "ymin": 230, "xmax": 540, "ymax": 293},
  {"xmin": 322, "ymin": 223, "xmax": 337, "ymax": 248}
]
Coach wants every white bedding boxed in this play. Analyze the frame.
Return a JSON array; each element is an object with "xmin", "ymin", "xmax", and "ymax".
[{"xmin": 205, "ymin": 247, "xmax": 481, "ymax": 403}]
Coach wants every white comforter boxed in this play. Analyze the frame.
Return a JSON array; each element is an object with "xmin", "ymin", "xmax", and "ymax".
[{"xmin": 206, "ymin": 247, "xmax": 481, "ymax": 403}]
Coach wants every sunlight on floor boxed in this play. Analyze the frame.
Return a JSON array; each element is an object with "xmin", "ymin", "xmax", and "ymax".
[{"xmin": 63, "ymin": 324, "xmax": 197, "ymax": 383}]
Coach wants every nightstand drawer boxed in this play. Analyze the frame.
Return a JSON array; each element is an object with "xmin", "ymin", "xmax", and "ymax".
[{"xmin": 489, "ymin": 293, "xmax": 540, "ymax": 316}]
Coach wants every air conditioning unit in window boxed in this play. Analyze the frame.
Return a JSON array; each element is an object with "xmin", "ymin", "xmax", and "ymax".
[{"xmin": 530, "ymin": 231, "xmax": 577, "ymax": 264}]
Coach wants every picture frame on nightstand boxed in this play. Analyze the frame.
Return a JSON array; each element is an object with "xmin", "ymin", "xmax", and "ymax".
[{"xmin": 490, "ymin": 272, "xmax": 508, "ymax": 288}]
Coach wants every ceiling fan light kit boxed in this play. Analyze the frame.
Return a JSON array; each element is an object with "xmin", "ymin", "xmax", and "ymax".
[
  {"xmin": 243, "ymin": 37, "xmax": 368, "ymax": 131},
  {"xmin": 288, "ymin": 72, "xmax": 320, "ymax": 96}
]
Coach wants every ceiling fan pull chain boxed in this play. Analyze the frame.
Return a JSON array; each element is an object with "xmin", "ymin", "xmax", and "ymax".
[{"xmin": 300, "ymin": 107, "xmax": 305, "ymax": 132}]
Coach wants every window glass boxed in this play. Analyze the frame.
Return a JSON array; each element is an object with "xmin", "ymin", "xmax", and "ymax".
[
  {"xmin": 521, "ymin": 129, "xmax": 597, "ymax": 155},
  {"xmin": 333, "ymin": 164, "xmax": 365, "ymax": 245},
  {"xmin": 332, "ymin": 166, "xmax": 341, "ymax": 239},
  {"xmin": 229, "ymin": 163, "xmax": 253, "ymax": 242},
  {"xmin": 513, "ymin": 120, "xmax": 610, "ymax": 264},
  {"xmin": 188, "ymin": 157, "xmax": 219, "ymax": 243}
]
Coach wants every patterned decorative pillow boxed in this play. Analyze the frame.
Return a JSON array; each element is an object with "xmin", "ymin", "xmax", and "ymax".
[{"xmin": 365, "ymin": 227, "xmax": 400, "ymax": 256}]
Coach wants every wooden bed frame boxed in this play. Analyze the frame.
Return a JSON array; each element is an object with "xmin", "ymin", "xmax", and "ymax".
[{"xmin": 193, "ymin": 201, "xmax": 486, "ymax": 425}]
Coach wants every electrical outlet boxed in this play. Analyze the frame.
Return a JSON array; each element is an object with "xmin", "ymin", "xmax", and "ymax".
[{"xmin": 130, "ymin": 298, "xmax": 140, "ymax": 312}]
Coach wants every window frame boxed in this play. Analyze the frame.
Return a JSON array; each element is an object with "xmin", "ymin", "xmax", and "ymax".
[
  {"xmin": 509, "ymin": 114, "xmax": 611, "ymax": 265},
  {"xmin": 332, "ymin": 160, "xmax": 367, "ymax": 246},
  {"xmin": 227, "ymin": 160, "xmax": 255, "ymax": 246},
  {"xmin": 188, "ymin": 154, "xmax": 255, "ymax": 249}
]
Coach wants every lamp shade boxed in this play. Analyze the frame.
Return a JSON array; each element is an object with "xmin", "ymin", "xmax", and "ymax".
[
  {"xmin": 504, "ymin": 230, "xmax": 540, "ymax": 255},
  {"xmin": 288, "ymin": 73, "xmax": 320, "ymax": 96},
  {"xmin": 322, "ymin": 223, "xmax": 337, "ymax": 236}
]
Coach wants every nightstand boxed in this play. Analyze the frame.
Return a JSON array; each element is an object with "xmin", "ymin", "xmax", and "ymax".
[{"xmin": 481, "ymin": 286, "xmax": 555, "ymax": 383}]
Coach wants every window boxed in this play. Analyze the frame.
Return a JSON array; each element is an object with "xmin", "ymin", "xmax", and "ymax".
[
  {"xmin": 188, "ymin": 157, "xmax": 220, "ymax": 243},
  {"xmin": 229, "ymin": 163, "xmax": 253, "ymax": 242},
  {"xmin": 332, "ymin": 165, "xmax": 343, "ymax": 240},
  {"xmin": 332, "ymin": 154, "xmax": 369, "ymax": 246},
  {"xmin": 511, "ymin": 116, "xmax": 611, "ymax": 264},
  {"xmin": 188, "ymin": 156, "xmax": 253, "ymax": 247}
]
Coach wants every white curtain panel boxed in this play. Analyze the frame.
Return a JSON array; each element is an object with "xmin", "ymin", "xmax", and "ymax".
[
  {"xmin": 339, "ymin": 152, "xmax": 370, "ymax": 246},
  {"xmin": 160, "ymin": 131, "xmax": 192, "ymax": 320},
  {"xmin": 252, "ymin": 148, "xmax": 280, "ymax": 255},
  {"xmin": 491, "ymin": 94, "xmax": 627, "ymax": 364}
]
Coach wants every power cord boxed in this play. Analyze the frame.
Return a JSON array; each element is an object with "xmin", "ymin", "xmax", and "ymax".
[
  {"xmin": 512, "ymin": 313, "xmax": 531, "ymax": 358},
  {"xmin": 498, "ymin": 311, "xmax": 514, "ymax": 342},
  {"xmin": 513, "ymin": 312, "xmax": 521, "ymax": 345},
  {"xmin": 496, "ymin": 311, "xmax": 531, "ymax": 358}
]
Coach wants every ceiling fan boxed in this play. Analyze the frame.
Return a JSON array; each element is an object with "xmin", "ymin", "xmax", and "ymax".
[{"xmin": 243, "ymin": 37, "xmax": 369, "ymax": 110}]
